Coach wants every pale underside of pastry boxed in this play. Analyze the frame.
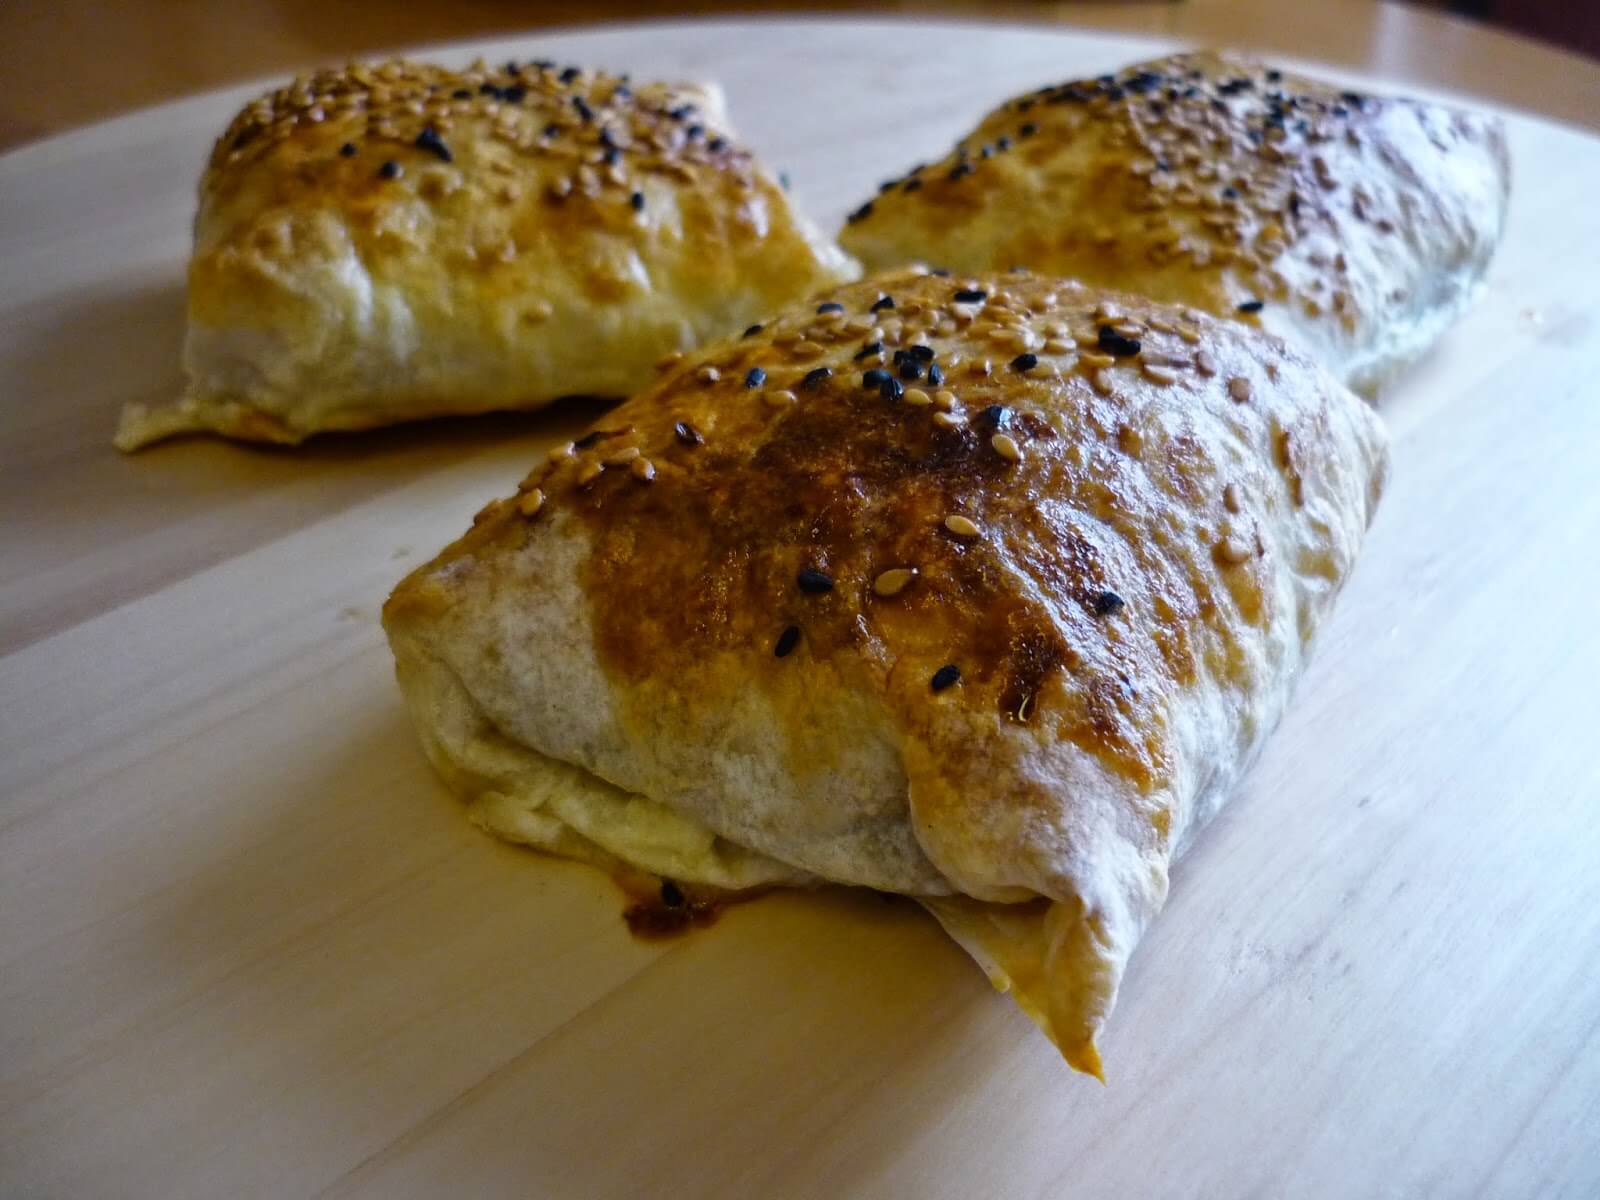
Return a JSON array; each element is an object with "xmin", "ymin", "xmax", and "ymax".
[
  {"xmin": 838, "ymin": 50, "xmax": 1510, "ymax": 397},
  {"xmin": 384, "ymin": 267, "xmax": 1388, "ymax": 1075},
  {"xmin": 115, "ymin": 58, "xmax": 857, "ymax": 450}
]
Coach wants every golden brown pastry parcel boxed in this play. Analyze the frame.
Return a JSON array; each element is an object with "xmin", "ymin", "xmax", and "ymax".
[
  {"xmin": 115, "ymin": 58, "xmax": 857, "ymax": 449},
  {"xmin": 838, "ymin": 51, "xmax": 1509, "ymax": 395},
  {"xmin": 384, "ymin": 267, "xmax": 1388, "ymax": 1074}
]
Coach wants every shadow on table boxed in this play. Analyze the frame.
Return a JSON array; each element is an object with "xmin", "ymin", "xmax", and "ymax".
[{"xmin": 133, "ymin": 681, "xmax": 1061, "ymax": 1198}]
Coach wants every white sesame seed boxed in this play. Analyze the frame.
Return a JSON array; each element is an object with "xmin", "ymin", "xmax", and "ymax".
[
  {"xmin": 1080, "ymin": 351, "xmax": 1115, "ymax": 370},
  {"xmin": 696, "ymin": 365, "xmax": 721, "ymax": 384},
  {"xmin": 765, "ymin": 389, "xmax": 796, "ymax": 407},
  {"xmin": 603, "ymin": 446, "xmax": 641, "ymax": 466},
  {"xmin": 548, "ymin": 441, "xmax": 575, "ymax": 462},
  {"xmin": 517, "ymin": 488, "xmax": 545, "ymax": 516},
  {"xmin": 1227, "ymin": 376, "xmax": 1252, "ymax": 403},
  {"xmin": 1217, "ymin": 535, "xmax": 1253, "ymax": 564},
  {"xmin": 991, "ymin": 433, "xmax": 1021, "ymax": 462},
  {"xmin": 1194, "ymin": 349, "xmax": 1219, "ymax": 376},
  {"xmin": 576, "ymin": 461, "xmax": 604, "ymax": 486},
  {"xmin": 656, "ymin": 350, "xmax": 685, "ymax": 371},
  {"xmin": 903, "ymin": 388, "xmax": 932, "ymax": 407},
  {"xmin": 932, "ymin": 411, "xmax": 963, "ymax": 430},
  {"xmin": 944, "ymin": 514, "xmax": 981, "ymax": 538},
  {"xmin": 1142, "ymin": 363, "xmax": 1179, "ymax": 385},
  {"xmin": 1223, "ymin": 482, "xmax": 1243, "ymax": 513},
  {"xmin": 631, "ymin": 457, "xmax": 656, "ymax": 482},
  {"xmin": 873, "ymin": 567, "xmax": 919, "ymax": 597},
  {"xmin": 933, "ymin": 389, "xmax": 958, "ymax": 412},
  {"xmin": 1092, "ymin": 368, "xmax": 1116, "ymax": 395}
]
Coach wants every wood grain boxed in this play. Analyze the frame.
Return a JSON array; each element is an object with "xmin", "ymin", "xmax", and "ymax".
[{"xmin": 3, "ymin": 18, "xmax": 1599, "ymax": 1199}]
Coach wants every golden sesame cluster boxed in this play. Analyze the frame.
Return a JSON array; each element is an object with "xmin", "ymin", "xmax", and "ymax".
[
  {"xmin": 850, "ymin": 53, "xmax": 1393, "ymax": 330},
  {"xmin": 208, "ymin": 57, "xmax": 754, "ymax": 211}
]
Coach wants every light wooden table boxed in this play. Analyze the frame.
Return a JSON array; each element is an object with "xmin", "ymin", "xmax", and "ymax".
[{"xmin": 3, "ymin": 16, "xmax": 1599, "ymax": 1200}]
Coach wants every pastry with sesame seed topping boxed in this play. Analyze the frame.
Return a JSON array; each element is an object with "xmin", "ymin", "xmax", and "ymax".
[
  {"xmin": 838, "ymin": 50, "xmax": 1508, "ymax": 396},
  {"xmin": 384, "ymin": 266, "xmax": 1388, "ymax": 1076},
  {"xmin": 113, "ymin": 57, "xmax": 858, "ymax": 451}
]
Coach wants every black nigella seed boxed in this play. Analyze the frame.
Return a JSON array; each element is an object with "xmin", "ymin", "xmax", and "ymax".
[
  {"xmin": 630, "ymin": 191, "xmax": 645, "ymax": 212},
  {"xmin": 880, "ymin": 376, "xmax": 904, "ymax": 401},
  {"xmin": 603, "ymin": 146, "xmax": 621, "ymax": 165},
  {"xmin": 931, "ymin": 664, "xmax": 961, "ymax": 692},
  {"xmin": 871, "ymin": 294, "xmax": 895, "ymax": 312},
  {"xmin": 504, "ymin": 60, "xmax": 519, "ymax": 74},
  {"xmin": 559, "ymin": 66, "xmax": 581, "ymax": 83},
  {"xmin": 1222, "ymin": 186, "xmax": 1239, "ymax": 200},
  {"xmin": 1237, "ymin": 299, "xmax": 1265, "ymax": 314},
  {"xmin": 415, "ymin": 127, "xmax": 452, "ymax": 162},
  {"xmin": 949, "ymin": 162, "xmax": 974, "ymax": 181},
  {"xmin": 1093, "ymin": 590, "xmax": 1125, "ymax": 617},
  {"xmin": 686, "ymin": 124, "xmax": 704, "ymax": 140},
  {"xmin": 707, "ymin": 137, "xmax": 727, "ymax": 152},
  {"xmin": 779, "ymin": 172, "xmax": 791, "ymax": 190},
  {"xmin": 573, "ymin": 96, "xmax": 594, "ymax": 122},
  {"xmin": 907, "ymin": 344, "xmax": 935, "ymax": 363},
  {"xmin": 862, "ymin": 368, "xmax": 891, "ymax": 389},
  {"xmin": 797, "ymin": 568, "xmax": 834, "ymax": 594},
  {"xmin": 996, "ymin": 135, "xmax": 1012, "ymax": 150},
  {"xmin": 660, "ymin": 879, "xmax": 686, "ymax": 907},
  {"xmin": 929, "ymin": 268, "xmax": 952, "ymax": 277},
  {"xmin": 744, "ymin": 367, "xmax": 766, "ymax": 389},
  {"xmin": 878, "ymin": 178, "xmax": 898, "ymax": 194},
  {"xmin": 1097, "ymin": 326, "xmax": 1142, "ymax": 357},
  {"xmin": 774, "ymin": 625, "xmax": 801, "ymax": 658},
  {"xmin": 339, "ymin": 142, "xmax": 357, "ymax": 157},
  {"xmin": 927, "ymin": 363, "xmax": 945, "ymax": 386},
  {"xmin": 598, "ymin": 127, "xmax": 618, "ymax": 148},
  {"xmin": 1340, "ymin": 90, "xmax": 1366, "ymax": 108},
  {"xmin": 1266, "ymin": 69, "xmax": 1283, "ymax": 82},
  {"xmin": 575, "ymin": 427, "xmax": 623, "ymax": 449},
  {"xmin": 743, "ymin": 324, "xmax": 763, "ymax": 338},
  {"xmin": 378, "ymin": 160, "xmax": 402, "ymax": 180},
  {"xmin": 479, "ymin": 82, "xmax": 499, "ymax": 96},
  {"xmin": 801, "ymin": 366, "xmax": 832, "ymax": 389},
  {"xmin": 854, "ymin": 341, "xmax": 883, "ymax": 361},
  {"xmin": 817, "ymin": 301, "xmax": 845, "ymax": 314},
  {"xmin": 898, "ymin": 361, "xmax": 922, "ymax": 382},
  {"xmin": 674, "ymin": 421, "xmax": 704, "ymax": 446},
  {"xmin": 981, "ymin": 404, "xmax": 1011, "ymax": 429},
  {"xmin": 452, "ymin": 88, "xmax": 472, "ymax": 100},
  {"xmin": 847, "ymin": 200, "xmax": 874, "ymax": 223},
  {"xmin": 668, "ymin": 103, "xmax": 694, "ymax": 120},
  {"xmin": 1010, "ymin": 352, "xmax": 1039, "ymax": 373},
  {"xmin": 1019, "ymin": 121, "xmax": 1038, "ymax": 137},
  {"xmin": 543, "ymin": 121, "xmax": 561, "ymax": 138},
  {"xmin": 503, "ymin": 86, "xmax": 526, "ymax": 104},
  {"xmin": 904, "ymin": 179, "xmax": 923, "ymax": 193},
  {"xmin": 953, "ymin": 288, "xmax": 987, "ymax": 304}
]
